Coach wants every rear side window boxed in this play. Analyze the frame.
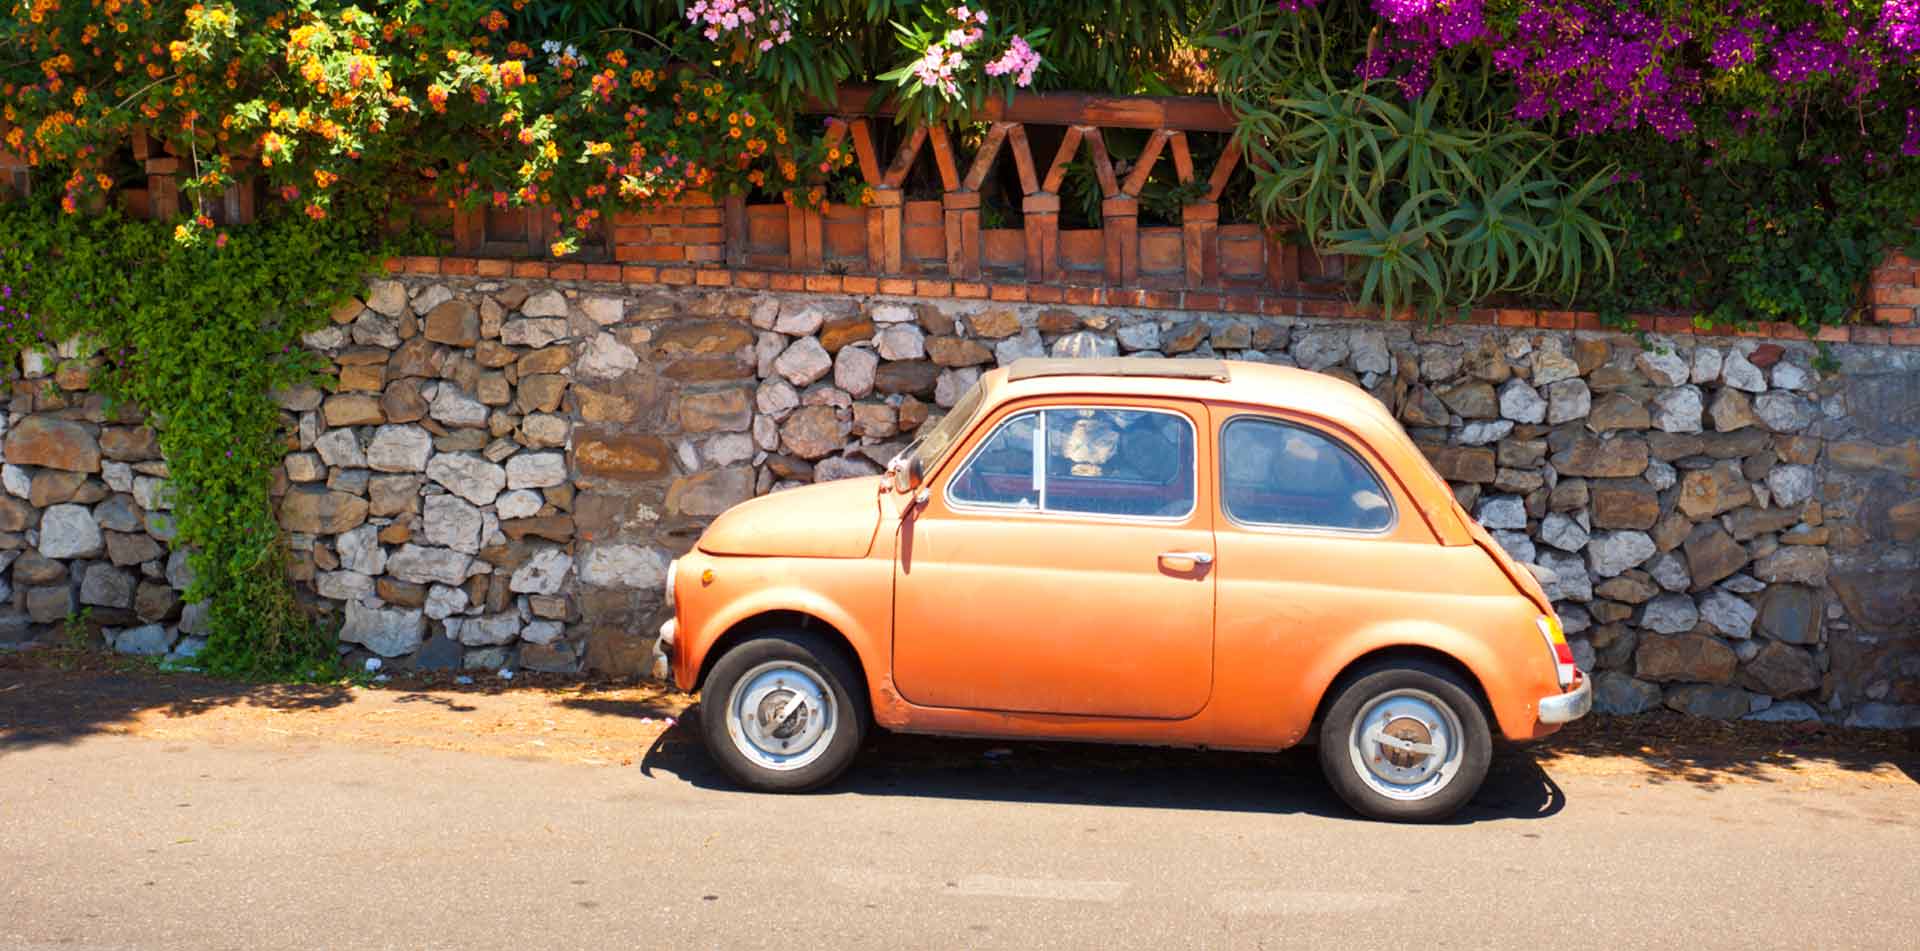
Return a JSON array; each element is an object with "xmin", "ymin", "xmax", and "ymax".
[
  {"xmin": 1220, "ymin": 417, "xmax": 1393, "ymax": 532},
  {"xmin": 949, "ymin": 407, "xmax": 1196, "ymax": 520}
]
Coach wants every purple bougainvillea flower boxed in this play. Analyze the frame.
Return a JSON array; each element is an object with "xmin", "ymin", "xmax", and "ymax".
[{"xmin": 1341, "ymin": 0, "xmax": 1917, "ymax": 147}]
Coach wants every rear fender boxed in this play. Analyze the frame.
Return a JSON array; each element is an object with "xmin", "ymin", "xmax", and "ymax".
[{"xmin": 1301, "ymin": 618, "xmax": 1541, "ymax": 741}]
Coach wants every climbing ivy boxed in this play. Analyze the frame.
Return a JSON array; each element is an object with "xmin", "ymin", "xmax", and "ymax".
[{"xmin": 0, "ymin": 200, "xmax": 381, "ymax": 677}]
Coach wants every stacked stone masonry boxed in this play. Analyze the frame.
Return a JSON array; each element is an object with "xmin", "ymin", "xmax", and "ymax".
[
  {"xmin": 3, "ymin": 273, "xmax": 1918, "ymax": 728},
  {"xmin": 0, "ymin": 381, "xmax": 195, "ymax": 657}
]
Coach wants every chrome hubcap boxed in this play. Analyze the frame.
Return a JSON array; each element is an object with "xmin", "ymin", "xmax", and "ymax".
[
  {"xmin": 1347, "ymin": 688, "xmax": 1464, "ymax": 801},
  {"xmin": 725, "ymin": 661, "xmax": 837, "ymax": 772}
]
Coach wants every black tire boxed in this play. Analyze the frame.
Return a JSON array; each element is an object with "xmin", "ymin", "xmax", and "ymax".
[
  {"xmin": 1317, "ymin": 661, "xmax": 1492, "ymax": 822},
  {"xmin": 698, "ymin": 630, "xmax": 870, "ymax": 793}
]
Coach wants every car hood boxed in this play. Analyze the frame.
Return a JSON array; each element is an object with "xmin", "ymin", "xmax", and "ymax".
[{"xmin": 696, "ymin": 475, "xmax": 886, "ymax": 558}]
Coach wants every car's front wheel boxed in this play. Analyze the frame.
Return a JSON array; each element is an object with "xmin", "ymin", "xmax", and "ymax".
[
  {"xmin": 698, "ymin": 630, "xmax": 869, "ymax": 792},
  {"xmin": 1318, "ymin": 661, "xmax": 1492, "ymax": 822}
]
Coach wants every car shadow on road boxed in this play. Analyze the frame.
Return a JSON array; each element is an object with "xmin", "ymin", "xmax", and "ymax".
[{"xmin": 638, "ymin": 706, "xmax": 1565, "ymax": 824}]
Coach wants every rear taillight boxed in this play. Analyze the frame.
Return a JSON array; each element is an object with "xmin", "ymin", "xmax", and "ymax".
[{"xmin": 1537, "ymin": 615, "xmax": 1577, "ymax": 688}]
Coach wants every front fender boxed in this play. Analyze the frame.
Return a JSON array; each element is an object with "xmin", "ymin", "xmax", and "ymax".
[{"xmin": 674, "ymin": 553, "xmax": 891, "ymax": 699}]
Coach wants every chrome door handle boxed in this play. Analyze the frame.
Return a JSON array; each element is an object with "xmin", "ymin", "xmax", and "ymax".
[{"xmin": 1159, "ymin": 551, "xmax": 1213, "ymax": 566}]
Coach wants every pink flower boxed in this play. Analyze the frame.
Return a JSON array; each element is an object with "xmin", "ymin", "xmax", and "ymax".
[
  {"xmin": 911, "ymin": 44, "xmax": 966, "ymax": 96},
  {"xmin": 688, "ymin": 0, "xmax": 792, "ymax": 50},
  {"xmin": 984, "ymin": 35, "xmax": 1041, "ymax": 87}
]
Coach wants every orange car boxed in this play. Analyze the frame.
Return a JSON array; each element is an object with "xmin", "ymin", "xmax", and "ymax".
[{"xmin": 659, "ymin": 358, "xmax": 1590, "ymax": 821}]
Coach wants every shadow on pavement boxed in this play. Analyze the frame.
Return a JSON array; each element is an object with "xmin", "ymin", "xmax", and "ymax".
[
  {"xmin": 8, "ymin": 655, "xmax": 1913, "ymax": 802},
  {"xmin": 0, "ymin": 668, "xmax": 353, "ymax": 753},
  {"xmin": 0, "ymin": 663, "xmax": 688, "ymax": 755},
  {"xmin": 637, "ymin": 706, "xmax": 1567, "ymax": 824},
  {"xmin": 558, "ymin": 695, "xmax": 689, "ymax": 721}
]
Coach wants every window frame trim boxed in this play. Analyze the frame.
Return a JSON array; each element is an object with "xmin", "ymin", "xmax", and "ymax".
[
  {"xmin": 942, "ymin": 403, "xmax": 1202, "ymax": 525},
  {"xmin": 1217, "ymin": 412, "xmax": 1400, "ymax": 537}
]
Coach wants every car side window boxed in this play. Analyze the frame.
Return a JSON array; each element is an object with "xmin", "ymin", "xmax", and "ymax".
[
  {"xmin": 949, "ymin": 407, "xmax": 1196, "ymax": 519},
  {"xmin": 1220, "ymin": 417, "xmax": 1393, "ymax": 532},
  {"xmin": 1043, "ymin": 408, "xmax": 1194, "ymax": 518},
  {"xmin": 948, "ymin": 411, "xmax": 1040, "ymax": 508}
]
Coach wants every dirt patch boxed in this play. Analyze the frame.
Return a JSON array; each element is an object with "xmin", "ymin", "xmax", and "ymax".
[
  {"xmin": 3, "ymin": 649, "xmax": 1915, "ymax": 791},
  {"xmin": 0, "ymin": 656, "xmax": 689, "ymax": 767},
  {"xmin": 1534, "ymin": 708, "xmax": 1919, "ymax": 790}
]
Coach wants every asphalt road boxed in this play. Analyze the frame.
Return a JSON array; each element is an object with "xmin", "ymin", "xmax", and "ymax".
[{"xmin": 3, "ymin": 721, "xmax": 1918, "ymax": 950}]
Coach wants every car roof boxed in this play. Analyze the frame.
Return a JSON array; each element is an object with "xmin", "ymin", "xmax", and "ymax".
[
  {"xmin": 995, "ymin": 358, "xmax": 1385, "ymax": 421},
  {"xmin": 978, "ymin": 358, "xmax": 1471, "ymax": 544}
]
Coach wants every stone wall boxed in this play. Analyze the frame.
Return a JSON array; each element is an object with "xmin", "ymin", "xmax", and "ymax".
[
  {"xmin": 0, "ymin": 394, "xmax": 190, "ymax": 655},
  {"xmin": 3, "ymin": 272, "xmax": 1917, "ymax": 727}
]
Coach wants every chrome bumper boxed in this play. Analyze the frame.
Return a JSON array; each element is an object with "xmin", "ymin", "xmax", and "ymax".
[
  {"xmin": 650, "ymin": 618, "xmax": 677, "ymax": 682},
  {"xmin": 1538, "ymin": 673, "xmax": 1592, "ymax": 724}
]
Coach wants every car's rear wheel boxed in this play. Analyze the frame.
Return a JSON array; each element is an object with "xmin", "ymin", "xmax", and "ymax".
[
  {"xmin": 699, "ymin": 630, "xmax": 869, "ymax": 792},
  {"xmin": 1317, "ymin": 662, "xmax": 1491, "ymax": 822}
]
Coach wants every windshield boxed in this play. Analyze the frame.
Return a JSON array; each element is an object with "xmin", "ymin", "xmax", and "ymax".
[{"xmin": 902, "ymin": 379, "xmax": 986, "ymax": 474}]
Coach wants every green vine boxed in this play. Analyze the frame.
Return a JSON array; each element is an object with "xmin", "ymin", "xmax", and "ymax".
[{"xmin": 0, "ymin": 200, "xmax": 380, "ymax": 678}]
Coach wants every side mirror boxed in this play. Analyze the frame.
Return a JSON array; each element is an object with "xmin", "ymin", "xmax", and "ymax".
[{"xmin": 889, "ymin": 453, "xmax": 924, "ymax": 494}]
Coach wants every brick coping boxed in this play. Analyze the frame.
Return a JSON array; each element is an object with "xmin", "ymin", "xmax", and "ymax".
[{"xmin": 378, "ymin": 255, "xmax": 1920, "ymax": 348}]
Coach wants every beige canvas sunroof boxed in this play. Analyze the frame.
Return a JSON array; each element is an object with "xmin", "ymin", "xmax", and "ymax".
[{"xmin": 1005, "ymin": 357, "xmax": 1232, "ymax": 383}]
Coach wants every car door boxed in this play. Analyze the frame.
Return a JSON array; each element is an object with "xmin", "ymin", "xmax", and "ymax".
[
  {"xmin": 891, "ymin": 397, "xmax": 1215, "ymax": 720},
  {"xmin": 1206, "ymin": 407, "xmax": 1446, "ymax": 740}
]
